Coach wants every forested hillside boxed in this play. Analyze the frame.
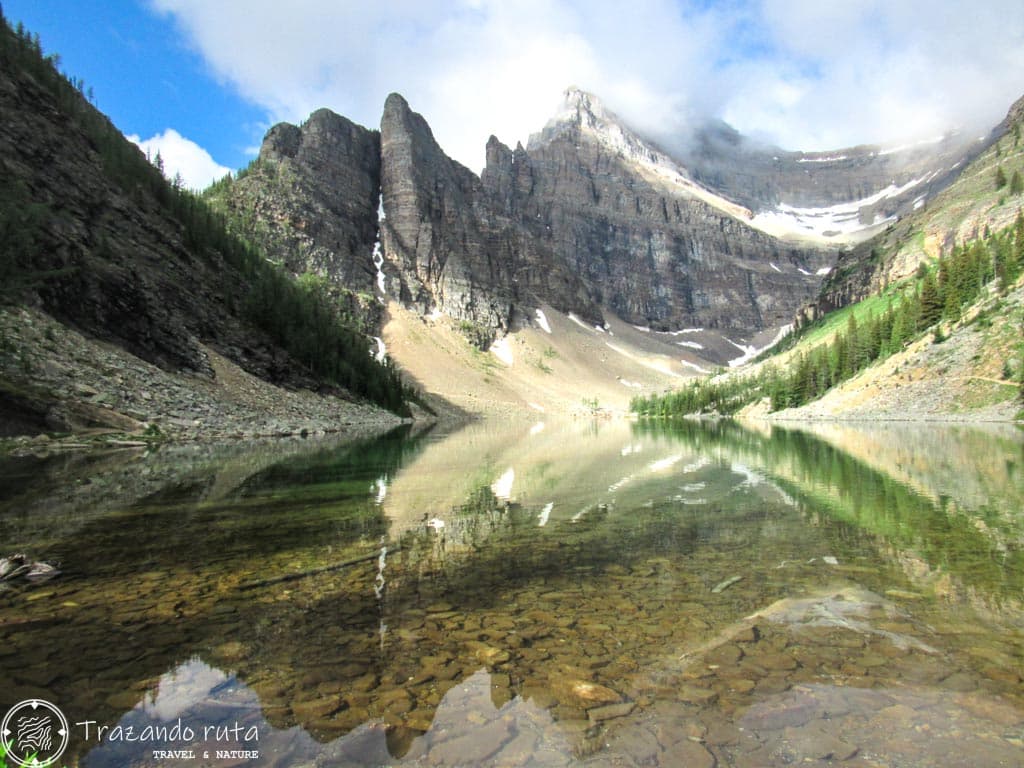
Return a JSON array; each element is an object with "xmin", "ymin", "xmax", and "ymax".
[
  {"xmin": 632, "ymin": 218, "xmax": 1024, "ymax": 419},
  {"xmin": 0, "ymin": 11, "xmax": 413, "ymax": 436}
]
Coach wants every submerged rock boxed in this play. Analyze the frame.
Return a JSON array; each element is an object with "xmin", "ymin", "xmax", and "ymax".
[
  {"xmin": 549, "ymin": 675, "xmax": 623, "ymax": 708},
  {"xmin": 711, "ymin": 575, "xmax": 742, "ymax": 593}
]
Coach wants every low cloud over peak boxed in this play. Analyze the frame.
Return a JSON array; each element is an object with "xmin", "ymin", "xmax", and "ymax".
[{"xmin": 152, "ymin": 0, "xmax": 1024, "ymax": 171}]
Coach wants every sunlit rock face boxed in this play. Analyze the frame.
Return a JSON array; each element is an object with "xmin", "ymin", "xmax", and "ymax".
[
  {"xmin": 231, "ymin": 87, "xmax": 991, "ymax": 342},
  {"xmin": 379, "ymin": 93, "xmax": 523, "ymax": 341},
  {"xmin": 483, "ymin": 89, "xmax": 832, "ymax": 332},
  {"xmin": 379, "ymin": 88, "xmax": 831, "ymax": 335}
]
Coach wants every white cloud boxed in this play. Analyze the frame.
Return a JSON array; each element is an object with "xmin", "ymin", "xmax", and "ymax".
[
  {"xmin": 128, "ymin": 128, "xmax": 231, "ymax": 190},
  {"xmin": 720, "ymin": 0, "xmax": 1024, "ymax": 149},
  {"xmin": 149, "ymin": 0, "xmax": 1024, "ymax": 169}
]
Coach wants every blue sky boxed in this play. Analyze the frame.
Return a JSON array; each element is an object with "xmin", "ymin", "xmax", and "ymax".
[
  {"xmin": 3, "ymin": 0, "xmax": 264, "ymax": 182},
  {"xmin": 5, "ymin": 1, "xmax": 1024, "ymax": 189}
]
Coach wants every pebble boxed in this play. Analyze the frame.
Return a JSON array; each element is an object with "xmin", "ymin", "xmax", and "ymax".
[
  {"xmin": 940, "ymin": 672, "xmax": 978, "ymax": 692},
  {"xmin": 742, "ymin": 695, "xmax": 817, "ymax": 730},
  {"xmin": 678, "ymin": 686, "xmax": 719, "ymax": 705},
  {"xmin": 588, "ymin": 701, "xmax": 636, "ymax": 722},
  {"xmin": 674, "ymin": 739, "xmax": 717, "ymax": 768},
  {"xmin": 607, "ymin": 726, "xmax": 662, "ymax": 764},
  {"xmin": 291, "ymin": 695, "xmax": 344, "ymax": 720},
  {"xmin": 712, "ymin": 575, "xmax": 742, "ymax": 593},
  {"xmin": 550, "ymin": 676, "xmax": 622, "ymax": 707}
]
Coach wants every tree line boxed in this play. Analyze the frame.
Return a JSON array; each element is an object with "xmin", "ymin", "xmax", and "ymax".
[
  {"xmin": 0, "ymin": 9, "xmax": 414, "ymax": 414},
  {"xmin": 632, "ymin": 214, "xmax": 1024, "ymax": 417}
]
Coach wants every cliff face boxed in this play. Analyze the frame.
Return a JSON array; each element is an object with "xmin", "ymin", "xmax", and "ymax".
[
  {"xmin": 0, "ymin": 46, "xmax": 230, "ymax": 376},
  {"xmin": 375, "ymin": 91, "xmax": 830, "ymax": 337},
  {"xmin": 220, "ymin": 88, "xmax": 1001, "ymax": 346},
  {"xmin": 803, "ymin": 93, "xmax": 1024, "ymax": 322},
  {"xmin": 481, "ymin": 91, "xmax": 830, "ymax": 331},
  {"xmin": 378, "ymin": 93, "xmax": 520, "ymax": 338},
  {"xmin": 210, "ymin": 108, "xmax": 381, "ymax": 290}
]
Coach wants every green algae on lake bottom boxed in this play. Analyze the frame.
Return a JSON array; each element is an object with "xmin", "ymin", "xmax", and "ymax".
[{"xmin": 0, "ymin": 419, "xmax": 1021, "ymax": 767}]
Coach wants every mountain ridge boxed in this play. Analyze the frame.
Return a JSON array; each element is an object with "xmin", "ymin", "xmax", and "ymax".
[
  {"xmin": 3, "ymin": 2, "xmax": 1022, "ymax": 442},
  {"xmin": 0, "ymin": 14, "xmax": 411, "ymax": 442},
  {"xmin": 217, "ymin": 87, "xmax": 845, "ymax": 350}
]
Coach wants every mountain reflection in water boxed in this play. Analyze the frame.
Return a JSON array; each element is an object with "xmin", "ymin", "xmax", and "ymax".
[{"xmin": 0, "ymin": 419, "xmax": 1021, "ymax": 767}]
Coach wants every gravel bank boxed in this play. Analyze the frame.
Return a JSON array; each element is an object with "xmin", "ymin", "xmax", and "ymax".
[{"xmin": 0, "ymin": 306, "xmax": 406, "ymax": 450}]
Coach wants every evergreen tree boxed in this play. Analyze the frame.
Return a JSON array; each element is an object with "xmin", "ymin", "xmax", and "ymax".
[
  {"xmin": 831, "ymin": 333, "xmax": 848, "ymax": 382},
  {"xmin": 996, "ymin": 238, "xmax": 1013, "ymax": 293},
  {"xmin": 943, "ymin": 282, "xmax": 961, "ymax": 321},
  {"xmin": 769, "ymin": 374, "xmax": 790, "ymax": 411},
  {"xmin": 844, "ymin": 314, "xmax": 860, "ymax": 374},
  {"xmin": 1019, "ymin": 314, "xmax": 1024, "ymax": 403},
  {"xmin": 918, "ymin": 271, "xmax": 943, "ymax": 329},
  {"xmin": 995, "ymin": 165, "xmax": 1008, "ymax": 190},
  {"xmin": 1015, "ymin": 209, "xmax": 1024, "ymax": 266},
  {"xmin": 1011, "ymin": 170, "xmax": 1024, "ymax": 196}
]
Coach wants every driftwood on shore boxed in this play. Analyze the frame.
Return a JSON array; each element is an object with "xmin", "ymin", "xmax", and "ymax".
[
  {"xmin": 237, "ymin": 547, "xmax": 400, "ymax": 591},
  {"xmin": 0, "ymin": 554, "xmax": 60, "ymax": 583}
]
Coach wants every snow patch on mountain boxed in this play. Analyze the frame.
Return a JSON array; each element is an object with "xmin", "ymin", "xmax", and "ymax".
[
  {"xmin": 751, "ymin": 173, "xmax": 944, "ymax": 241},
  {"xmin": 798, "ymin": 154, "xmax": 849, "ymax": 163},
  {"xmin": 535, "ymin": 308, "xmax": 552, "ymax": 334},
  {"xmin": 727, "ymin": 325, "xmax": 793, "ymax": 367},
  {"xmin": 372, "ymin": 241, "xmax": 386, "ymax": 294},
  {"xmin": 491, "ymin": 337, "xmax": 514, "ymax": 366},
  {"xmin": 680, "ymin": 359, "xmax": 709, "ymax": 374},
  {"xmin": 567, "ymin": 312, "xmax": 592, "ymax": 331},
  {"xmin": 657, "ymin": 327, "xmax": 703, "ymax": 336}
]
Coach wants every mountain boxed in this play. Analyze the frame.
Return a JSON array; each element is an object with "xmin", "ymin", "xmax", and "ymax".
[
  {"xmin": 223, "ymin": 86, "xmax": 998, "ymax": 349},
  {"xmin": 0, "ymin": 15, "xmax": 409, "ymax": 440},
  {"xmin": 220, "ymin": 89, "xmax": 844, "ymax": 347},
  {"xmin": 485, "ymin": 88, "xmax": 831, "ymax": 332},
  {"xmin": 677, "ymin": 119, "xmax": 985, "ymax": 245},
  {"xmin": 204, "ymin": 85, "xmax": 1016, "ymax": 417},
  {"xmin": 807, "ymin": 94, "xmax": 1024, "ymax": 317},
  {"xmin": 213, "ymin": 108, "xmax": 382, "ymax": 292}
]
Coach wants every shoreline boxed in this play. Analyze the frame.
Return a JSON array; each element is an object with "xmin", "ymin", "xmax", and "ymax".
[{"xmin": 0, "ymin": 305, "xmax": 412, "ymax": 455}]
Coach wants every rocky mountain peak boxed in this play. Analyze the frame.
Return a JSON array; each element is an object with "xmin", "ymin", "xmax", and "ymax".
[
  {"xmin": 382, "ymin": 92, "xmax": 414, "ymax": 131},
  {"xmin": 381, "ymin": 92, "xmax": 452, "ymax": 166},
  {"xmin": 260, "ymin": 122, "xmax": 302, "ymax": 161},
  {"xmin": 531, "ymin": 86, "xmax": 659, "ymax": 162},
  {"xmin": 210, "ymin": 106, "xmax": 381, "ymax": 289},
  {"xmin": 379, "ymin": 93, "xmax": 520, "ymax": 339}
]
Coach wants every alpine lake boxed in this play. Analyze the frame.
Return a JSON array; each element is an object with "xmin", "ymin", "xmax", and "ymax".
[{"xmin": 1, "ymin": 417, "xmax": 1022, "ymax": 767}]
